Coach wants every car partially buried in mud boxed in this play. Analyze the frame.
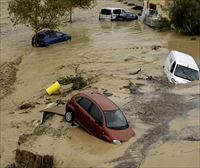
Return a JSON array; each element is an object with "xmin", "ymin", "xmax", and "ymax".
[{"xmin": 65, "ymin": 92, "xmax": 135, "ymax": 143}]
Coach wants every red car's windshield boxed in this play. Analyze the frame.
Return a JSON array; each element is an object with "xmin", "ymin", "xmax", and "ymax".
[{"xmin": 104, "ymin": 109, "xmax": 129, "ymax": 130}]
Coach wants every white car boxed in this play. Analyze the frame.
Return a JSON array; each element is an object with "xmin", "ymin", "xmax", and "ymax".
[
  {"xmin": 99, "ymin": 7, "xmax": 126, "ymax": 21},
  {"xmin": 164, "ymin": 50, "xmax": 199, "ymax": 84}
]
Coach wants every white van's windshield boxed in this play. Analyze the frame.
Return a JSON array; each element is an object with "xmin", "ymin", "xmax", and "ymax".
[{"xmin": 174, "ymin": 64, "xmax": 199, "ymax": 81}]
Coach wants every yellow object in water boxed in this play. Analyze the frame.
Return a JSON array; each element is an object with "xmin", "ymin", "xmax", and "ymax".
[{"xmin": 46, "ymin": 81, "xmax": 61, "ymax": 95}]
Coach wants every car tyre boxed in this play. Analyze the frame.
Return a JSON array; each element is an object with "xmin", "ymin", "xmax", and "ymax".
[
  {"xmin": 65, "ymin": 109, "xmax": 74, "ymax": 123},
  {"xmin": 32, "ymin": 36, "xmax": 36, "ymax": 47}
]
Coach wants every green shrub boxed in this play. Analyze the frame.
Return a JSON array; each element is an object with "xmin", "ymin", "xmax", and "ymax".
[
  {"xmin": 157, "ymin": 18, "xmax": 171, "ymax": 32},
  {"xmin": 57, "ymin": 65, "xmax": 87, "ymax": 90},
  {"xmin": 169, "ymin": 0, "xmax": 200, "ymax": 35}
]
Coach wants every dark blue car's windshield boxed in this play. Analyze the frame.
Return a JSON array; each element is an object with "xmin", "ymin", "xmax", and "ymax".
[
  {"xmin": 126, "ymin": 12, "xmax": 133, "ymax": 16},
  {"xmin": 104, "ymin": 109, "xmax": 128, "ymax": 130}
]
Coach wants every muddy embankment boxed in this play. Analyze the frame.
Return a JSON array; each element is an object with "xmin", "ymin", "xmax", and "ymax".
[
  {"xmin": 5, "ymin": 76, "xmax": 200, "ymax": 168},
  {"xmin": 0, "ymin": 58, "xmax": 21, "ymax": 99}
]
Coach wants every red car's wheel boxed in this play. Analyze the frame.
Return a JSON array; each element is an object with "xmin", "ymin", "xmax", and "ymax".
[{"xmin": 65, "ymin": 109, "xmax": 74, "ymax": 123}]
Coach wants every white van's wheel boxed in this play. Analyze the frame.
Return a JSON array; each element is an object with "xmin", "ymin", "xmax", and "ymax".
[{"xmin": 65, "ymin": 110, "xmax": 74, "ymax": 123}]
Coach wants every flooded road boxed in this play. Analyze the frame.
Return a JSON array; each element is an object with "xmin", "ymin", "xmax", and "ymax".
[{"xmin": 0, "ymin": 0, "xmax": 200, "ymax": 167}]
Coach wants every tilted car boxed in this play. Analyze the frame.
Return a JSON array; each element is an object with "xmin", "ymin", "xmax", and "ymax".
[
  {"xmin": 32, "ymin": 30, "xmax": 71, "ymax": 47},
  {"xmin": 164, "ymin": 50, "xmax": 199, "ymax": 84},
  {"xmin": 65, "ymin": 92, "xmax": 135, "ymax": 143},
  {"xmin": 116, "ymin": 12, "xmax": 138, "ymax": 21}
]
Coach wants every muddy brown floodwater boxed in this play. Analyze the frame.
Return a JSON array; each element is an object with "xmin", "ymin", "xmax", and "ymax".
[{"xmin": 0, "ymin": 0, "xmax": 200, "ymax": 168}]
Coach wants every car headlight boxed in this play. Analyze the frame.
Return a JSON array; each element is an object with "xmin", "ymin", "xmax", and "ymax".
[{"xmin": 113, "ymin": 140, "xmax": 121, "ymax": 144}]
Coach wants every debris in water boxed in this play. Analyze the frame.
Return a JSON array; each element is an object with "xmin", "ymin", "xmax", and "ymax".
[
  {"xmin": 46, "ymin": 81, "xmax": 61, "ymax": 95},
  {"xmin": 151, "ymin": 45, "xmax": 161, "ymax": 50},
  {"xmin": 129, "ymin": 68, "xmax": 141, "ymax": 75},
  {"xmin": 123, "ymin": 81, "xmax": 144, "ymax": 94},
  {"xmin": 190, "ymin": 37, "xmax": 196, "ymax": 40},
  {"xmin": 18, "ymin": 103, "xmax": 35, "ymax": 110},
  {"xmin": 103, "ymin": 90, "xmax": 113, "ymax": 97},
  {"xmin": 18, "ymin": 133, "xmax": 32, "ymax": 145}
]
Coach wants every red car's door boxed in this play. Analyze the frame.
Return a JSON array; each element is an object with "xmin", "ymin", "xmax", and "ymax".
[
  {"xmin": 76, "ymin": 97, "xmax": 94, "ymax": 134},
  {"xmin": 86, "ymin": 103, "xmax": 104, "ymax": 138}
]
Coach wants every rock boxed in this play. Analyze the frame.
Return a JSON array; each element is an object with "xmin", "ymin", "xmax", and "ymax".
[{"xmin": 15, "ymin": 149, "xmax": 53, "ymax": 168}]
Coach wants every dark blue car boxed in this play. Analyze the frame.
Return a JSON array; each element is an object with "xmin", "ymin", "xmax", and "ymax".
[
  {"xmin": 32, "ymin": 30, "xmax": 71, "ymax": 47},
  {"xmin": 116, "ymin": 12, "xmax": 138, "ymax": 21}
]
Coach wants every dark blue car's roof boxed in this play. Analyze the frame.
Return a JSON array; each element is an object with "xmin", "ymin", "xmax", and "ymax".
[
  {"xmin": 121, "ymin": 12, "xmax": 133, "ymax": 16},
  {"xmin": 38, "ymin": 30, "xmax": 64, "ymax": 35},
  {"xmin": 38, "ymin": 30, "xmax": 50, "ymax": 35}
]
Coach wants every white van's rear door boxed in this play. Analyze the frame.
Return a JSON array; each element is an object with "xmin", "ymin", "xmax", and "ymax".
[{"xmin": 99, "ymin": 9, "xmax": 111, "ymax": 20}]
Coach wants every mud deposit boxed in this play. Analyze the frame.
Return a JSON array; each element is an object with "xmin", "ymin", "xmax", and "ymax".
[
  {"xmin": 1, "ymin": 0, "xmax": 200, "ymax": 168},
  {"xmin": 0, "ymin": 57, "xmax": 22, "ymax": 99},
  {"xmin": 109, "ymin": 80, "xmax": 199, "ymax": 168}
]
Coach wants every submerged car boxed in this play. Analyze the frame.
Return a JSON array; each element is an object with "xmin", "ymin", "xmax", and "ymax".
[
  {"xmin": 65, "ymin": 92, "xmax": 135, "ymax": 143},
  {"xmin": 116, "ymin": 12, "xmax": 138, "ymax": 21},
  {"xmin": 164, "ymin": 50, "xmax": 199, "ymax": 84},
  {"xmin": 32, "ymin": 30, "xmax": 71, "ymax": 47},
  {"xmin": 99, "ymin": 7, "xmax": 125, "ymax": 21}
]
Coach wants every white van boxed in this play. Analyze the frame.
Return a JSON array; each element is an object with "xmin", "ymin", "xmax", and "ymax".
[
  {"xmin": 99, "ymin": 7, "xmax": 125, "ymax": 21},
  {"xmin": 164, "ymin": 50, "xmax": 199, "ymax": 84}
]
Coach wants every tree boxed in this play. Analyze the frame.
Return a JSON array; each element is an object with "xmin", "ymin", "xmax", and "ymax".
[
  {"xmin": 169, "ymin": 0, "xmax": 200, "ymax": 35},
  {"xmin": 8, "ymin": 0, "xmax": 67, "ymax": 45},
  {"xmin": 63, "ymin": 0, "xmax": 96, "ymax": 22}
]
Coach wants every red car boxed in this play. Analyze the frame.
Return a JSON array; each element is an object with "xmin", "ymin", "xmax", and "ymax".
[{"xmin": 65, "ymin": 92, "xmax": 135, "ymax": 143}]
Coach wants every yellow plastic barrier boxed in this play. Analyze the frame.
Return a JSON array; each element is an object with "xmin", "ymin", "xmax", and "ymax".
[{"xmin": 46, "ymin": 81, "xmax": 61, "ymax": 95}]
